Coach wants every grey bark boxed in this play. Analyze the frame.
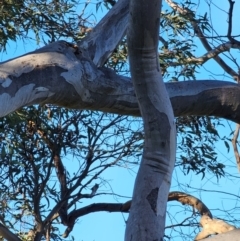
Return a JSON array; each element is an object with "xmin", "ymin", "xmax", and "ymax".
[
  {"xmin": 0, "ymin": 44, "xmax": 240, "ymax": 123},
  {"xmin": 0, "ymin": 0, "xmax": 239, "ymax": 123},
  {"xmin": 0, "ymin": 0, "xmax": 239, "ymax": 240},
  {"xmin": 78, "ymin": 0, "xmax": 129, "ymax": 67},
  {"xmin": 125, "ymin": 0, "xmax": 176, "ymax": 240}
]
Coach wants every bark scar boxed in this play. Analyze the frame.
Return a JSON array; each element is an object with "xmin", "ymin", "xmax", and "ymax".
[{"xmin": 146, "ymin": 188, "xmax": 159, "ymax": 215}]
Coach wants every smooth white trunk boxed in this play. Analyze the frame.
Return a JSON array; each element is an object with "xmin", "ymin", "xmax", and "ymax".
[{"xmin": 125, "ymin": 0, "xmax": 176, "ymax": 240}]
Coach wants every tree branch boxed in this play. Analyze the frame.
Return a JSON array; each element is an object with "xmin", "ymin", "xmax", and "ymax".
[
  {"xmin": 53, "ymin": 154, "xmax": 68, "ymax": 225},
  {"xmin": 62, "ymin": 201, "xmax": 131, "ymax": 238},
  {"xmin": 61, "ymin": 191, "xmax": 211, "ymax": 238},
  {"xmin": 195, "ymin": 215, "xmax": 236, "ymax": 241},
  {"xmin": 1, "ymin": 42, "xmax": 240, "ymax": 123},
  {"xmin": 232, "ymin": 124, "xmax": 240, "ymax": 172},
  {"xmin": 77, "ymin": 0, "xmax": 129, "ymax": 67},
  {"xmin": 162, "ymin": 42, "xmax": 240, "ymax": 67},
  {"xmin": 168, "ymin": 191, "xmax": 212, "ymax": 218},
  {"xmin": 165, "ymin": 0, "xmax": 238, "ymax": 80},
  {"xmin": 227, "ymin": 0, "xmax": 240, "ymax": 45},
  {"xmin": 197, "ymin": 229, "xmax": 240, "ymax": 241},
  {"xmin": 0, "ymin": 223, "xmax": 22, "ymax": 241}
]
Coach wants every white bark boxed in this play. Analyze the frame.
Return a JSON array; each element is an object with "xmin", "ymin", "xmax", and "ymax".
[
  {"xmin": 198, "ymin": 229, "xmax": 240, "ymax": 241},
  {"xmin": 78, "ymin": 0, "xmax": 129, "ymax": 67},
  {"xmin": 0, "ymin": 0, "xmax": 239, "ymax": 124},
  {"xmin": 1, "ymin": 44, "xmax": 240, "ymax": 123},
  {"xmin": 0, "ymin": 1, "xmax": 239, "ymax": 123},
  {"xmin": 0, "ymin": 0, "xmax": 239, "ymax": 240},
  {"xmin": 125, "ymin": 0, "xmax": 175, "ymax": 240}
]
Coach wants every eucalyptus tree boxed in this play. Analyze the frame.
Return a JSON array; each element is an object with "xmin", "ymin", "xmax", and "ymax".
[{"xmin": 0, "ymin": 0, "xmax": 240, "ymax": 240}]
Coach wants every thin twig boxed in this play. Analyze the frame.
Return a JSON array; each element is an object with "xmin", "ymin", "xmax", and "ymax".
[{"xmin": 227, "ymin": 0, "xmax": 240, "ymax": 44}]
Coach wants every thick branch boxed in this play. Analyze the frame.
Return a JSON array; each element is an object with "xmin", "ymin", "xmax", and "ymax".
[
  {"xmin": 195, "ymin": 215, "xmax": 236, "ymax": 241},
  {"xmin": 1, "ymin": 42, "xmax": 240, "ymax": 123},
  {"xmin": 126, "ymin": 0, "xmax": 176, "ymax": 239},
  {"xmin": 0, "ymin": 223, "xmax": 22, "ymax": 241},
  {"xmin": 168, "ymin": 191, "xmax": 212, "ymax": 218},
  {"xmin": 197, "ymin": 229, "xmax": 240, "ymax": 241},
  {"xmin": 78, "ymin": 0, "xmax": 129, "ymax": 67}
]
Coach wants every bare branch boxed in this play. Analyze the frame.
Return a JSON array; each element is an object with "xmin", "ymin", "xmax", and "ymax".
[
  {"xmin": 62, "ymin": 201, "xmax": 131, "ymax": 238},
  {"xmin": 163, "ymin": 42, "xmax": 240, "ymax": 67},
  {"xmin": 62, "ymin": 191, "xmax": 212, "ymax": 238},
  {"xmin": 227, "ymin": 0, "xmax": 240, "ymax": 45},
  {"xmin": 53, "ymin": 154, "xmax": 68, "ymax": 225}
]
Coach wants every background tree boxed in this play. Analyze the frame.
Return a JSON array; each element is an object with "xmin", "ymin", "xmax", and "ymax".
[
  {"xmin": 0, "ymin": 0, "xmax": 240, "ymax": 240},
  {"xmin": 0, "ymin": 106, "xmax": 144, "ymax": 240}
]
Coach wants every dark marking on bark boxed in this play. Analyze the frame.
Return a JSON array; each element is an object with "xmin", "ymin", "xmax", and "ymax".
[
  {"xmin": 161, "ymin": 141, "xmax": 166, "ymax": 148},
  {"xmin": 146, "ymin": 188, "xmax": 159, "ymax": 215}
]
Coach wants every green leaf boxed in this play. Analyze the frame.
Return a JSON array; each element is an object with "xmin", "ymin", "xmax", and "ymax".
[{"xmin": 224, "ymin": 140, "xmax": 230, "ymax": 153}]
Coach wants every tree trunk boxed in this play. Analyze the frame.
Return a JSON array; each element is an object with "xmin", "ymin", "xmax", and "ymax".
[{"xmin": 125, "ymin": 0, "xmax": 176, "ymax": 240}]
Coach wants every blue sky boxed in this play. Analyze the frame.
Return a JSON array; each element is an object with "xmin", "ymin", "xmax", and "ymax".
[{"xmin": 1, "ymin": 1, "xmax": 240, "ymax": 241}]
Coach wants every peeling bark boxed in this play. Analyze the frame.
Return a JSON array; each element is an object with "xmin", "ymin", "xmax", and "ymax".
[
  {"xmin": 196, "ymin": 229, "xmax": 240, "ymax": 241},
  {"xmin": 78, "ymin": 0, "xmax": 129, "ymax": 66},
  {"xmin": 195, "ymin": 215, "xmax": 236, "ymax": 240},
  {"xmin": 168, "ymin": 191, "xmax": 212, "ymax": 218},
  {"xmin": 0, "ymin": 1, "xmax": 240, "ymax": 240},
  {"xmin": 1, "ymin": 45, "xmax": 240, "ymax": 123}
]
